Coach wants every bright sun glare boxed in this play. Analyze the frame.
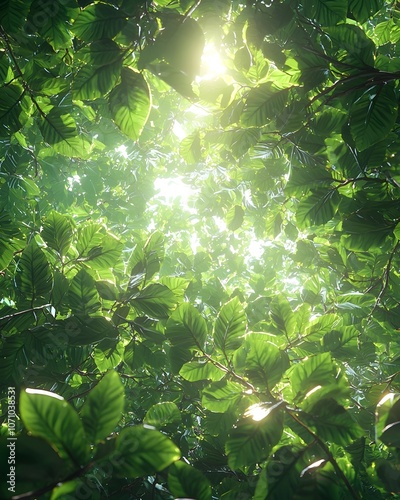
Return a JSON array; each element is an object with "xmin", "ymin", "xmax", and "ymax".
[
  {"xmin": 154, "ymin": 177, "xmax": 196, "ymax": 209},
  {"xmin": 197, "ymin": 44, "xmax": 226, "ymax": 82}
]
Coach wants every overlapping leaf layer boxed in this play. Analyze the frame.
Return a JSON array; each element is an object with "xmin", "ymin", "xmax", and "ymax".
[{"xmin": 1, "ymin": 0, "xmax": 400, "ymax": 498}]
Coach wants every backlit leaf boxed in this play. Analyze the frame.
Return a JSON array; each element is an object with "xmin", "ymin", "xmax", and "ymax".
[
  {"xmin": 68, "ymin": 269, "xmax": 101, "ymax": 315},
  {"xmin": 39, "ymin": 108, "xmax": 91, "ymax": 158},
  {"xmin": 165, "ymin": 303, "xmax": 208, "ymax": 350},
  {"xmin": 20, "ymin": 389, "xmax": 90, "ymax": 465},
  {"xmin": 350, "ymin": 85, "xmax": 398, "ymax": 151},
  {"xmin": 143, "ymin": 402, "xmax": 181, "ymax": 428},
  {"xmin": 81, "ymin": 370, "xmax": 124, "ymax": 443},
  {"xmin": 109, "ymin": 67, "xmax": 151, "ymax": 141},
  {"xmin": 214, "ymin": 296, "xmax": 246, "ymax": 353},
  {"xmin": 72, "ymin": 3, "xmax": 127, "ymax": 41}
]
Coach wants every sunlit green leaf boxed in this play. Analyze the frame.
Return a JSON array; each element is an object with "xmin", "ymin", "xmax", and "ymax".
[
  {"xmin": 72, "ymin": 3, "xmax": 127, "ymax": 41},
  {"xmin": 68, "ymin": 269, "xmax": 101, "ymax": 315},
  {"xmin": 242, "ymin": 83, "xmax": 289, "ymax": 127},
  {"xmin": 166, "ymin": 303, "xmax": 208, "ymax": 350},
  {"xmin": 39, "ymin": 108, "xmax": 91, "ymax": 158},
  {"xmin": 20, "ymin": 389, "xmax": 90, "ymax": 465},
  {"xmin": 201, "ymin": 380, "xmax": 243, "ymax": 413},
  {"xmin": 41, "ymin": 211, "xmax": 74, "ymax": 256},
  {"xmin": 350, "ymin": 85, "xmax": 398, "ymax": 151},
  {"xmin": 143, "ymin": 402, "xmax": 181, "ymax": 428},
  {"xmin": 109, "ymin": 67, "xmax": 151, "ymax": 141},
  {"xmin": 226, "ymin": 403, "xmax": 284, "ymax": 469},
  {"xmin": 214, "ymin": 296, "xmax": 246, "ymax": 353},
  {"xmin": 81, "ymin": 370, "xmax": 124, "ymax": 443},
  {"xmin": 180, "ymin": 360, "xmax": 225, "ymax": 381},
  {"xmin": 131, "ymin": 283, "xmax": 176, "ymax": 319}
]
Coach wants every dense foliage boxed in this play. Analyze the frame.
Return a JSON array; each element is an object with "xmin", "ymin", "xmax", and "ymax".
[{"xmin": 1, "ymin": 0, "xmax": 400, "ymax": 498}]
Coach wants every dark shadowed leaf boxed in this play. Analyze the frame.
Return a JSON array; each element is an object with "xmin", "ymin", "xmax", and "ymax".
[{"xmin": 168, "ymin": 461, "xmax": 212, "ymax": 500}]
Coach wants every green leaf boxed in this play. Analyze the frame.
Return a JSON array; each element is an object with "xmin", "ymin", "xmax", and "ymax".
[
  {"xmin": 168, "ymin": 461, "xmax": 212, "ymax": 500},
  {"xmin": 131, "ymin": 283, "xmax": 176, "ymax": 319},
  {"xmin": 303, "ymin": 0, "xmax": 347, "ymax": 26},
  {"xmin": 109, "ymin": 67, "xmax": 151, "ymax": 141},
  {"xmin": 233, "ymin": 334, "xmax": 290, "ymax": 389},
  {"xmin": 81, "ymin": 371, "xmax": 125, "ymax": 443},
  {"xmin": 0, "ymin": 335, "xmax": 25, "ymax": 382},
  {"xmin": 72, "ymin": 3, "xmax": 127, "ymax": 41},
  {"xmin": 350, "ymin": 85, "xmax": 398, "ymax": 151},
  {"xmin": 376, "ymin": 459, "xmax": 400, "ymax": 494},
  {"xmin": 214, "ymin": 296, "xmax": 246, "ymax": 353},
  {"xmin": 0, "ymin": 0, "xmax": 31, "ymax": 33},
  {"xmin": 73, "ymin": 60, "xmax": 122, "ymax": 100},
  {"xmin": 269, "ymin": 296, "xmax": 296, "ymax": 337},
  {"xmin": 380, "ymin": 422, "xmax": 400, "ymax": 448},
  {"xmin": 39, "ymin": 107, "xmax": 91, "ymax": 158},
  {"xmin": 242, "ymin": 83, "xmax": 289, "ymax": 127},
  {"xmin": 201, "ymin": 380, "xmax": 243, "ymax": 413},
  {"xmin": 94, "ymin": 339, "xmax": 124, "ymax": 371},
  {"xmin": 180, "ymin": 131, "xmax": 202, "ymax": 163},
  {"xmin": 143, "ymin": 402, "xmax": 181, "ymax": 428},
  {"xmin": 376, "ymin": 393, "xmax": 400, "ymax": 443},
  {"xmin": 288, "ymin": 353, "xmax": 338, "ymax": 402},
  {"xmin": 0, "ymin": 84, "xmax": 26, "ymax": 137},
  {"xmin": 20, "ymin": 388, "xmax": 90, "ymax": 465},
  {"xmin": 68, "ymin": 269, "xmax": 101, "ymax": 315},
  {"xmin": 349, "ymin": 0, "xmax": 384, "ymax": 23},
  {"xmin": 139, "ymin": 16, "xmax": 204, "ymax": 80},
  {"xmin": 41, "ymin": 211, "xmax": 74, "ymax": 256},
  {"xmin": 226, "ymin": 205, "xmax": 244, "ymax": 231},
  {"xmin": 306, "ymin": 398, "xmax": 364, "ymax": 445},
  {"xmin": 326, "ymin": 25, "xmax": 375, "ymax": 67},
  {"xmin": 78, "ymin": 233, "xmax": 123, "ymax": 270},
  {"xmin": 28, "ymin": 0, "xmax": 76, "ymax": 50},
  {"xmin": 114, "ymin": 426, "xmax": 180, "ymax": 478},
  {"xmin": 296, "ymin": 189, "xmax": 341, "ymax": 228},
  {"xmin": 254, "ymin": 446, "xmax": 303, "ymax": 500},
  {"xmin": 62, "ymin": 316, "xmax": 119, "ymax": 346},
  {"xmin": 18, "ymin": 240, "xmax": 52, "ymax": 300},
  {"xmin": 87, "ymin": 39, "xmax": 123, "ymax": 67},
  {"xmin": 225, "ymin": 403, "xmax": 284, "ymax": 469},
  {"xmin": 342, "ymin": 209, "xmax": 395, "ymax": 250},
  {"xmin": 180, "ymin": 360, "xmax": 225, "ymax": 382},
  {"xmin": 165, "ymin": 303, "xmax": 208, "ymax": 350},
  {"xmin": 76, "ymin": 223, "xmax": 103, "ymax": 256}
]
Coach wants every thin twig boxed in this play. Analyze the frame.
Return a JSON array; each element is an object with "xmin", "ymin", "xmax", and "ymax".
[
  {"xmin": 288, "ymin": 410, "xmax": 360, "ymax": 500},
  {"xmin": 0, "ymin": 304, "xmax": 51, "ymax": 324}
]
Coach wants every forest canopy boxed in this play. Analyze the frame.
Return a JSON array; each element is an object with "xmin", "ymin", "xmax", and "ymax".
[{"xmin": 1, "ymin": 0, "xmax": 400, "ymax": 498}]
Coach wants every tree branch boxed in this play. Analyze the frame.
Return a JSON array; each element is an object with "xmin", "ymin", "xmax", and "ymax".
[
  {"xmin": 288, "ymin": 410, "xmax": 360, "ymax": 500},
  {"xmin": 0, "ymin": 304, "xmax": 51, "ymax": 325}
]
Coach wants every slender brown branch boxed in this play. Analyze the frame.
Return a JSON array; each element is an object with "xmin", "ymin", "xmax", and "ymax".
[
  {"xmin": 288, "ymin": 410, "xmax": 360, "ymax": 500},
  {"xmin": 370, "ymin": 240, "xmax": 400, "ymax": 316},
  {"xmin": 0, "ymin": 304, "xmax": 51, "ymax": 324}
]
